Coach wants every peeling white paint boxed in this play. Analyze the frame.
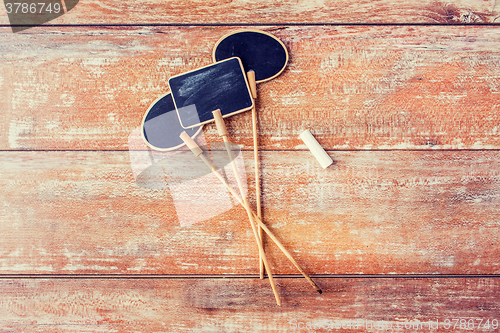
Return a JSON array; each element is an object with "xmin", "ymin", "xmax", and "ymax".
[
  {"xmin": 59, "ymin": 93, "xmax": 76, "ymax": 107},
  {"xmin": 296, "ymin": 0, "xmax": 325, "ymax": 11},
  {"xmin": 81, "ymin": 57, "xmax": 115, "ymax": 78},
  {"xmin": 42, "ymin": 118, "xmax": 61, "ymax": 131},
  {"xmin": 158, "ymin": 57, "xmax": 185, "ymax": 67},
  {"xmin": 12, "ymin": 77, "xmax": 50, "ymax": 110},
  {"xmin": 8, "ymin": 118, "xmax": 36, "ymax": 149}
]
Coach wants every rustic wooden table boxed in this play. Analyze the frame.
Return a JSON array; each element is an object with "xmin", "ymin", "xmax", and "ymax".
[{"xmin": 1, "ymin": 1, "xmax": 500, "ymax": 332}]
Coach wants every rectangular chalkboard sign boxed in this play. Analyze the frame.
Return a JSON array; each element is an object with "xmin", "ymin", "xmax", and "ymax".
[{"xmin": 169, "ymin": 57, "xmax": 254, "ymax": 129}]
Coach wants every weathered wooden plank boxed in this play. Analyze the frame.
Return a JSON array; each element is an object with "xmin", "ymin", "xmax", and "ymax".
[
  {"xmin": 1, "ymin": 26, "xmax": 500, "ymax": 150},
  {"xmin": 0, "ymin": 0, "xmax": 499, "ymax": 25},
  {"xmin": 0, "ymin": 277, "xmax": 498, "ymax": 332},
  {"xmin": 1, "ymin": 150, "xmax": 499, "ymax": 274}
]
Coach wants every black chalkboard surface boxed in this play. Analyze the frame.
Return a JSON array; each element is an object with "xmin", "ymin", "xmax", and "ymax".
[
  {"xmin": 213, "ymin": 30, "xmax": 288, "ymax": 83},
  {"xmin": 169, "ymin": 57, "xmax": 254, "ymax": 129},
  {"xmin": 141, "ymin": 92, "xmax": 202, "ymax": 151}
]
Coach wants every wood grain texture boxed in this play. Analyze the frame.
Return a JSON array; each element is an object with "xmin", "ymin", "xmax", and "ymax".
[
  {"xmin": 1, "ymin": 0, "xmax": 499, "ymax": 25},
  {"xmin": 0, "ymin": 277, "xmax": 499, "ymax": 332},
  {"xmin": 1, "ymin": 26, "xmax": 500, "ymax": 150},
  {"xmin": 1, "ymin": 2, "xmax": 500, "ymax": 327},
  {"xmin": 1, "ymin": 150, "xmax": 499, "ymax": 275}
]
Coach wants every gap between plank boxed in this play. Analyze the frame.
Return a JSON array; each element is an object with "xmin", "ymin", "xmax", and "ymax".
[
  {"xmin": 2, "ymin": 23, "xmax": 500, "ymax": 28},
  {"xmin": 0, "ymin": 274, "xmax": 499, "ymax": 279},
  {"xmin": 2, "ymin": 149, "xmax": 500, "ymax": 153}
]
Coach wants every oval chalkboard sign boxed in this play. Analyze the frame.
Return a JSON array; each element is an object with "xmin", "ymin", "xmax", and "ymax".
[
  {"xmin": 213, "ymin": 29, "xmax": 288, "ymax": 83},
  {"xmin": 141, "ymin": 92, "xmax": 202, "ymax": 151}
]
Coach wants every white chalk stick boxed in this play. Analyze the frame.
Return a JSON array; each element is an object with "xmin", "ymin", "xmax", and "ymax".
[{"xmin": 299, "ymin": 130, "xmax": 333, "ymax": 169}]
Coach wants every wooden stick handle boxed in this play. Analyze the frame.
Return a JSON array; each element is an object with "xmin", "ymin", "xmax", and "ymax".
[
  {"xmin": 179, "ymin": 131, "xmax": 322, "ymax": 295},
  {"xmin": 252, "ymin": 214, "xmax": 322, "ymax": 294},
  {"xmin": 186, "ymin": 140, "xmax": 321, "ymax": 293},
  {"xmin": 247, "ymin": 70, "xmax": 257, "ymax": 99},
  {"xmin": 180, "ymin": 133, "xmax": 321, "ymax": 293},
  {"xmin": 186, "ymin": 119, "xmax": 281, "ymax": 306},
  {"xmin": 212, "ymin": 109, "xmax": 228, "ymax": 137},
  {"xmin": 247, "ymin": 70, "xmax": 264, "ymax": 279},
  {"xmin": 180, "ymin": 132, "xmax": 203, "ymax": 156},
  {"xmin": 211, "ymin": 110, "xmax": 281, "ymax": 306}
]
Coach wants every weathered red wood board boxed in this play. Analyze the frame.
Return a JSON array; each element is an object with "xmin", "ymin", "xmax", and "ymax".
[
  {"xmin": 1, "ymin": 26, "xmax": 500, "ymax": 150},
  {"xmin": 1, "ymin": 0, "xmax": 500, "ymax": 330},
  {"xmin": 0, "ymin": 278, "xmax": 498, "ymax": 332},
  {"xmin": 0, "ymin": 0, "xmax": 499, "ymax": 25},
  {"xmin": 0, "ymin": 151, "xmax": 499, "ymax": 275}
]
